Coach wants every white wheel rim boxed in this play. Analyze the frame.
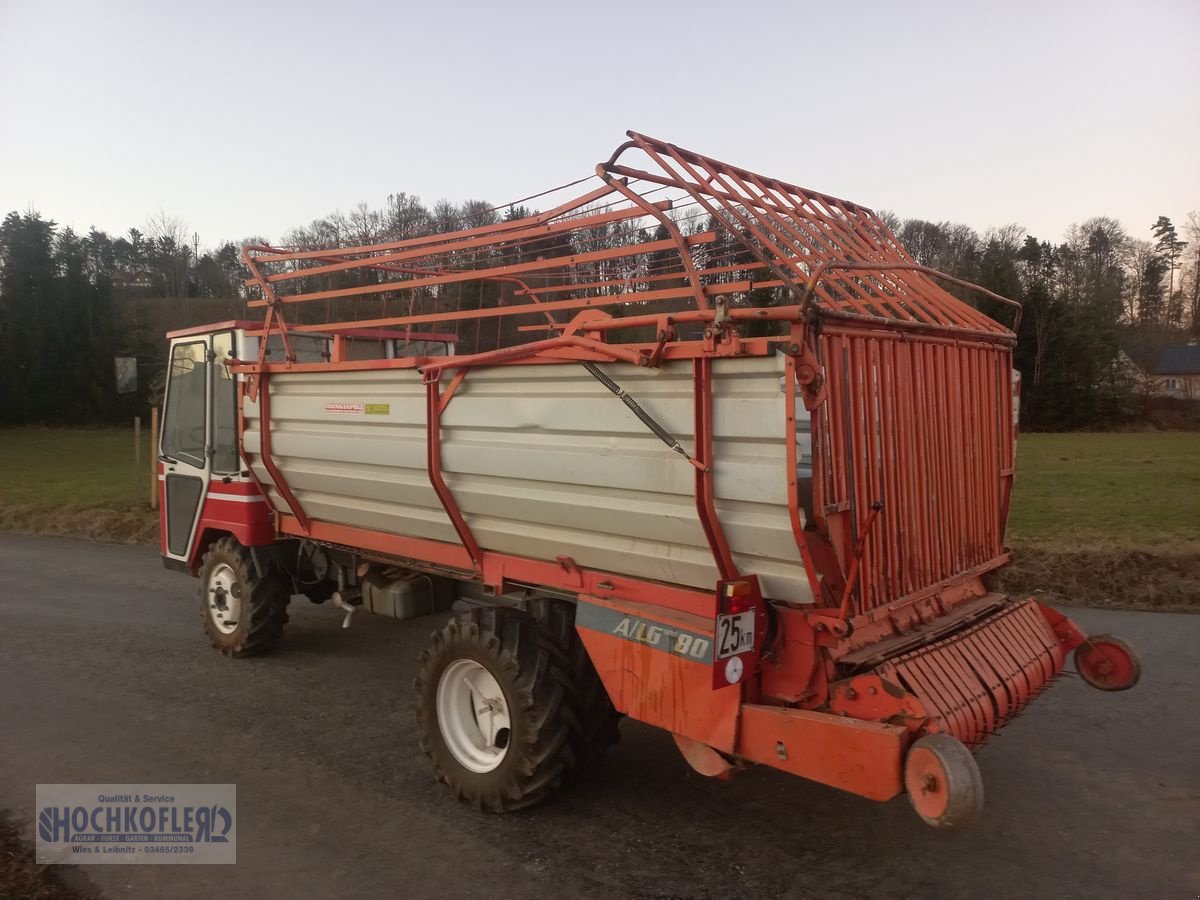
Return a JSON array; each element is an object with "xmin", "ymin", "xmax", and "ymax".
[
  {"xmin": 207, "ymin": 562, "xmax": 242, "ymax": 635},
  {"xmin": 436, "ymin": 658, "xmax": 511, "ymax": 773}
]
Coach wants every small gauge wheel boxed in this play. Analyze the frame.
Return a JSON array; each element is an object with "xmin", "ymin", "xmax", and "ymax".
[
  {"xmin": 904, "ymin": 733, "xmax": 984, "ymax": 829},
  {"xmin": 1074, "ymin": 634, "xmax": 1141, "ymax": 692}
]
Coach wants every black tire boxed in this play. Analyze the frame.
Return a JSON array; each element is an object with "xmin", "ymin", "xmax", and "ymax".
[
  {"xmin": 524, "ymin": 596, "xmax": 622, "ymax": 772},
  {"xmin": 414, "ymin": 606, "xmax": 582, "ymax": 812},
  {"xmin": 199, "ymin": 536, "xmax": 290, "ymax": 658}
]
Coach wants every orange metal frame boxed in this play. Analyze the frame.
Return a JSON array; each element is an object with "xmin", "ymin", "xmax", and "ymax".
[{"xmin": 216, "ymin": 132, "xmax": 1095, "ymax": 801}]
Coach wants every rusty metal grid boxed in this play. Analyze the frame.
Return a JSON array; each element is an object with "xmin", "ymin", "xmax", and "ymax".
[{"xmin": 814, "ymin": 329, "xmax": 1017, "ymax": 612}]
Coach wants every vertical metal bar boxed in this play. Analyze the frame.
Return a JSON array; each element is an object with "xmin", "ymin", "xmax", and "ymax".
[
  {"xmin": 693, "ymin": 358, "xmax": 739, "ymax": 581},
  {"xmin": 256, "ymin": 374, "xmax": 310, "ymax": 533},
  {"xmin": 975, "ymin": 346, "xmax": 991, "ymax": 556},
  {"xmin": 920, "ymin": 342, "xmax": 943, "ymax": 581},
  {"xmin": 892, "ymin": 341, "xmax": 915, "ymax": 592},
  {"xmin": 880, "ymin": 340, "xmax": 898, "ymax": 600},
  {"xmin": 862, "ymin": 338, "xmax": 884, "ymax": 607},
  {"xmin": 956, "ymin": 345, "xmax": 973, "ymax": 561},
  {"xmin": 940, "ymin": 343, "xmax": 960, "ymax": 574},
  {"xmin": 841, "ymin": 346, "xmax": 860, "ymax": 563},
  {"xmin": 425, "ymin": 375, "xmax": 482, "ymax": 570},
  {"xmin": 783, "ymin": 349, "xmax": 823, "ymax": 597}
]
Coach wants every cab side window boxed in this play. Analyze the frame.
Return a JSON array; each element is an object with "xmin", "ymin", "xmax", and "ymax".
[{"xmin": 161, "ymin": 342, "xmax": 208, "ymax": 466}]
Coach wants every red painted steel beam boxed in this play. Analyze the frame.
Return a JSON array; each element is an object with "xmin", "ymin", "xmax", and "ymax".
[
  {"xmin": 419, "ymin": 333, "xmax": 649, "ymax": 375},
  {"xmin": 425, "ymin": 374, "xmax": 482, "ymax": 570},
  {"xmin": 512, "ymin": 260, "xmax": 770, "ymax": 297},
  {"xmin": 253, "ymin": 199, "xmax": 673, "ymax": 286},
  {"xmin": 255, "ymin": 374, "xmax": 310, "ymax": 533},
  {"xmin": 273, "ymin": 515, "xmax": 717, "ymax": 616},
  {"xmin": 241, "ymin": 250, "xmax": 296, "ymax": 366},
  {"xmin": 692, "ymin": 358, "xmax": 738, "ymax": 581},
  {"xmin": 247, "ymin": 232, "xmax": 718, "ymax": 308},
  {"xmin": 246, "ymin": 180, "xmax": 618, "ymax": 265},
  {"xmin": 613, "ymin": 131, "xmax": 869, "ymax": 213},
  {"xmin": 800, "ymin": 260, "xmax": 1022, "ymax": 334}
]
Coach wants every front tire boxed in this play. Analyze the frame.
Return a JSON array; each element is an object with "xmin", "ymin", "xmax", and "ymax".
[
  {"xmin": 414, "ymin": 606, "xmax": 582, "ymax": 812},
  {"xmin": 199, "ymin": 537, "xmax": 290, "ymax": 658}
]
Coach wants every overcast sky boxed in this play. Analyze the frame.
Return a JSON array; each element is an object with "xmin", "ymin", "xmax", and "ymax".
[{"xmin": 1, "ymin": 0, "xmax": 1197, "ymax": 249}]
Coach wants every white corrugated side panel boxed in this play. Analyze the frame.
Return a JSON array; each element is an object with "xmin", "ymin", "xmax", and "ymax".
[{"xmin": 243, "ymin": 354, "xmax": 813, "ymax": 602}]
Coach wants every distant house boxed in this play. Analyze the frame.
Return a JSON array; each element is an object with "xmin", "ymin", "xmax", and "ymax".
[{"xmin": 1149, "ymin": 344, "xmax": 1200, "ymax": 399}]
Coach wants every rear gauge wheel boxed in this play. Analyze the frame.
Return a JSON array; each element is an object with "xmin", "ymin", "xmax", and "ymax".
[
  {"xmin": 904, "ymin": 733, "xmax": 984, "ymax": 829},
  {"xmin": 1074, "ymin": 634, "xmax": 1141, "ymax": 692}
]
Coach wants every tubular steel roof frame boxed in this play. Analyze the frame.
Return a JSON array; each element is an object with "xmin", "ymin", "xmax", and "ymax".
[{"xmin": 239, "ymin": 131, "xmax": 1019, "ymax": 366}]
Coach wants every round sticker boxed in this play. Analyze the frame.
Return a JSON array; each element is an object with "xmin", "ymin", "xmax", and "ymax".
[{"xmin": 724, "ymin": 655, "xmax": 744, "ymax": 684}]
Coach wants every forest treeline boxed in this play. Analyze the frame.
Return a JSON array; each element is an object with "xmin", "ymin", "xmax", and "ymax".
[{"xmin": 0, "ymin": 191, "xmax": 1196, "ymax": 428}]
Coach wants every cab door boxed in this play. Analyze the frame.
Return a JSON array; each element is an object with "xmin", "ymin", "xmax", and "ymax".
[{"xmin": 160, "ymin": 338, "xmax": 211, "ymax": 563}]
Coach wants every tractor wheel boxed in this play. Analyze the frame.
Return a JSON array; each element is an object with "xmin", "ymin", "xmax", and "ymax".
[
  {"xmin": 414, "ymin": 606, "xmax": 582, "ymax": 812},
  {"xmin": 525, "ymin": 596, "xmax": 622, "ymax": 773},
  {"xmin": 904, "ymin": 733, "xmax": 984, "ymax": 829},
  {"xmin": 199, "ymin": 537, "xmax": 290, "ymax": 658},
  {"xmin": 1074, "ymin": 634, "xmax": 1141, "ymax": 692}
]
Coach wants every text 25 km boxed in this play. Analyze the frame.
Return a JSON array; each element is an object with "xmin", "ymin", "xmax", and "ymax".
[{"xmin": 716, "ymin": 611, "xmax": 755, "ymax": 659}]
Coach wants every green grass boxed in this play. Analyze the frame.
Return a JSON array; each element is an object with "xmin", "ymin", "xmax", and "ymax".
[
  {"xmin": 0, "ymin": 427, "xmax": 155, "ymax": 509},
  {"xmin": 1008, "ymin": 433, "xmax": 1200, "ymax": 546}
]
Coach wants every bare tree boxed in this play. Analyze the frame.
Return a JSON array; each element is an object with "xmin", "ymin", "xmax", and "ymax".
[{"xmin": 145, "ymin": 210, "xmax": 192, "ymax": 297}]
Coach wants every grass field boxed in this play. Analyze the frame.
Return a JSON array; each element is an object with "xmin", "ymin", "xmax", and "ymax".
[
  {"xmin": 1007, "ymin": 432, "xmax": 1200, "ymax": 546},
  {"xmin": 0, "ymin": 428, "xmax": 157, "ymax": 543},
  {"xmin": 1, "ymin": 427, "xmax": 1197, "ymax": 607}
]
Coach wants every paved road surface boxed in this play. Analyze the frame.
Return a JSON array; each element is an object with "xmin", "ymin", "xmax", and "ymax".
[{"xmin": 1, "ymin": 534, "xmax": 1196, "ymax": 899}]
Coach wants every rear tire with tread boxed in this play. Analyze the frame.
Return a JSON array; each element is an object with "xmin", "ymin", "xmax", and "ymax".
[
  {"xmin": 414, "ymin": 606, "xmax": 582, "ymax": 812},
  {"xmin": 524, "ymin": 596, "xmax": 622, "ymax": 772}
]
